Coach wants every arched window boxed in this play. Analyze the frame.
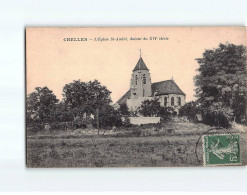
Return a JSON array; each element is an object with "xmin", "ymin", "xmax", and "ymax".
[
  {"xmin": 178, "ymin": 97, "xmax": 181, "ymax": 106},
  {"xmin": 135, "ymin": 75, "xmax": 138, "ymax": 85},
  {"xmin": 164, "ymin": 97, "xmax": 167, "ymax": 107},
  {"xmin": 171, "ymin": 97, "xmax": 174, "ymax": 106},
  {"xmin": 143, "ymin": 74, "xmax": 146, "ymax": 84}
]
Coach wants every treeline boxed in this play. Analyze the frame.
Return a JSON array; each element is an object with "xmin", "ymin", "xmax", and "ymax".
[
  {"xmin": 26, "ymin": 80, "xmax": 124, "ymax": 132},
  {"xmin": 179, "ymin": 43, "xmax": 246, "ymax": 128},
  {"xmin": 26, "ymin": 80, "xmax": 176, "ymax": 132}
]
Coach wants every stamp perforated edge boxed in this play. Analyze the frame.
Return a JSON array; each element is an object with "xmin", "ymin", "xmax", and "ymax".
[{"xmin": 202, "ymin": 133, "xmax": 242, "ymax": 167}]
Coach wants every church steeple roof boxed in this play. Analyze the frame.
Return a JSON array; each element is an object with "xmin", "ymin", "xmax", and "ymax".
[{"xmin": 133, "ymin": 57, "xmax": 149, "ymax": 71}]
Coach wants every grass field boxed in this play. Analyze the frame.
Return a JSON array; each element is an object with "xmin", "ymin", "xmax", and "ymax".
[{"xmin": 26, "ymin": 120, "xmax": 247, "ymax": 167}]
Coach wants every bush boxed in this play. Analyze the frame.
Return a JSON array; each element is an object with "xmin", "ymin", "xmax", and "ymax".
[
  {"xmin": 179, "ymin": 101, "xmax": 200, "ymax": 122},
  {"xmin": 50, "ymin": 121, "xmax": 62, "ymax": 130},
  {"xmin": 159, "ymin": 107, "xmax": 174, "ymax": 121},
  {"xmin": 27, "ymin": 121, "xmax": 44, "ymax": 133},
  {"xmin": 122, "ymin": 116, "xmax": 132, "ymax": 127},
  {"xmin": 138, "ymin": 99, "xmax": 174, "ymax": 120},
  {"xmin": 138, "ymin": 99, "xmax": 161, "ymax": 116},
  {"xmin": 129, "ymin": 110, "xmax": 138, "ymax": 117},
  {"xmin": 201, "ymin": 102, "xmax": 233, "ymax": 128},
  {"xmin": 96, "ymin": 105, "xmax": 123, "ymax": 128},
  {"xmin": 119, "ymin": 103, "xmax": 130, "ymax": 115},
  {"xmin": 179, "ymin": 101, "xmax": 233, "ymax": 128}
]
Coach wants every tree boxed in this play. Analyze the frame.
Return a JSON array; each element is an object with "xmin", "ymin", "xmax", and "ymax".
[
  {"xmin": 138, "ymin": 99, "xmax": 161, "ymax": 117},
  {"xmin": 119, "ymin": 103, "xmax": 130, "ymax": 115},
  {"xmin": 96, "ymin": 105, "xmax": 122, "ymax": 128},
  {"xmin": 200, "ymin": 102, "xmax": 233, "ymax": 128},
  {"xmin": 138, "ymin": 99, "xmax": 174, "ymax": 118},
  {"xmin": 62, "ymin": 80, "xmax": 112, "ymax": 118},
  {"xmin": 53, "ymin": 101, "xmax": 74, "ymax": 122},
  {"xmin": 194, "ymin": 43, "xmax": 246, "ymax": 123},
  {"xmin": 26, "ymin": 87, "xmax": 59, "ymax": 130},
  {"xmin": 179, "ymin": 101, "xmax": 200, "ymax": 122}
]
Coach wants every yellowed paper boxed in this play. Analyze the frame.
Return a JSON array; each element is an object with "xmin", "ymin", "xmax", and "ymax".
[{"xmin": 26, "ymin": 27, "xmax": 247, "ymax": 167}]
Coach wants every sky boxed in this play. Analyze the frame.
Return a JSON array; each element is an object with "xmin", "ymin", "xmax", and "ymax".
[{"xmin": 26, "ymin": 27, "xmax": 246, "ymax": 103}]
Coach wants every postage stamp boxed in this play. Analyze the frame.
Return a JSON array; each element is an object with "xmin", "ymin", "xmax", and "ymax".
[{"xmin": 203, "ymin": 133, "xmax": 241, "ymax": 166}]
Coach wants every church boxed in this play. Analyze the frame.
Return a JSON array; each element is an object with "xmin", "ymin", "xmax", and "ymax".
[{"xmin": 116, "ymin": 54, "xmax": 186, "ymax": 112}]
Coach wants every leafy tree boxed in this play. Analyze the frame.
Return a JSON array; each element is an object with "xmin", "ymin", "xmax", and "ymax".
[
  {"xmin": 194, "ymin": 43, "xmax": 246, "ymax": 123},
  {"xmin": 179, "ymin": 101, "xmax": 201, "ymax": 122},
  {"xmin": 119, "ymin": 103, "xmax": 130, "ymax": 115},
  {"xmin": 62, "ymin": 80, "xmax": 112, "ymax": 117},
  {"xmin": 53, "ymin": 101, "xmax": 74, "ymax": 122},
  {"xmin": 159, "ymin": 107, "xmax": 174, "ymax": 120},
  {"xmin": 138, "ymin": 99, "xmax": 161, "ymax": 117},
  {"xmin": 138, "ymin": 99, "xmax": 174, "ymax": 118},
  {"xmin": 96, "ymin": 105, "xmax": 122, "ymax": 128},
  {"xmin": 26, "ymin": 87, "xmax": 59, "ymax": 130},
  {"xmin": 201, "ymin": 102, "xmax": 233, "ymax": 128}
]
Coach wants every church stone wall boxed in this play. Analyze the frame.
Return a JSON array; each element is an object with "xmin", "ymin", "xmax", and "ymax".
[
  {"xmin": 159, "ymin": 94, "xmax": 186, "ymax": 107},
  {"xmin": 129, "ymin": 116, "xmax": 160, "ymax": 125},
  {"xmin": 127, "ymin": 97, "xmax": 153, "ymax": 112},
  {"xmin": 127, "ymin": 94, "xmax": 185, "ymax": 112}
]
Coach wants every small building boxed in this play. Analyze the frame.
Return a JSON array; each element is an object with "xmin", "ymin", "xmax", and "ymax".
[{"xmin": 116, "ymin": 54, "xmax": 186, "ymax": 112}]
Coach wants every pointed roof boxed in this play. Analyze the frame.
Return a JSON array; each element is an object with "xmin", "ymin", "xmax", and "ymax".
[
  {"xmin": 151, "ymin": 80, "xmax": 185, "ymax": 96},
  {"xmin": 133, "ymin": 57, "xmax": 149, "ymax": 71}
]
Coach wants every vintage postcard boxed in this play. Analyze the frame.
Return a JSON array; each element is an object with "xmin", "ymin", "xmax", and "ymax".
[{"xmin": 26, "ymin": 27, "xmax": 247, "ymax": 167}]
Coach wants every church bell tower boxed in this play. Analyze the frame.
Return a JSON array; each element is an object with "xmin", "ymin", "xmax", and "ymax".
[{"xmin": 130, "ymin": 51, "xmax": 152, "ymax": 99}]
